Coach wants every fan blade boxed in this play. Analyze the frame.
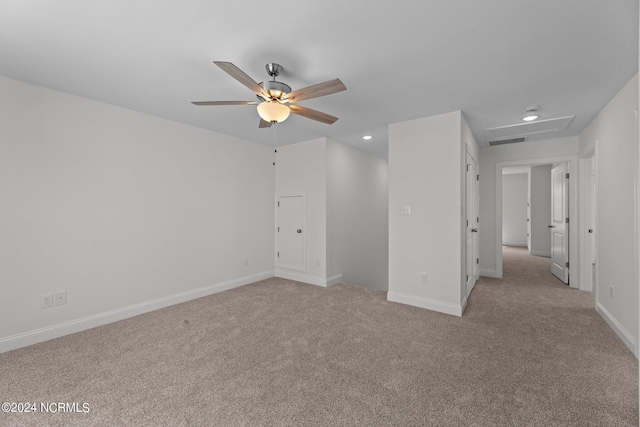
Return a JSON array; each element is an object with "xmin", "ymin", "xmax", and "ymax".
[
  {"xmin": 214, "ymin": 61, "xmax": 271, "ymax": 100},
  {"xmin": 282, "ymin": 78, "xmax": 346, "ymax": 103},
  {"xmin": 191, "ymin": 101, "xmax": 257, "ymax": 106},
  {"xmin": 259, "ymin": 118, "xmax": 272, "ymax": 128},
  {"xmin": 289, "ymin": 104, "xmax": 339, "ymax": 125}
]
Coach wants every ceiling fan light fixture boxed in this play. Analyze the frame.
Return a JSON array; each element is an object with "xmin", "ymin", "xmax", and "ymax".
[
  {"xmin": 257, "ymin": 101, "xmax": 290, "ymax": 123},
  {"xmin": 522, "ymin": 106, "xmax": 540, "ymax": 122},
  {"xmin": 362, "ymin": 135, "xmax": 373, "ymax": 140}
]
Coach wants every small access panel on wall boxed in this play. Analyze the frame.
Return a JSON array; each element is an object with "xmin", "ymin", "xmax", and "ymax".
[{"xmin": 275, "ymin": 194, "xmax": 306, "ymax": 271}]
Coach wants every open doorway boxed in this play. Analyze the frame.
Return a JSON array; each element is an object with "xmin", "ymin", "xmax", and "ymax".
[
  {"xmin": 495, "ymin": 155, "xmax": 581, "ymax": 290},
  {"xmin": 502, "ymin": 163, "xmax": 569, "ymax": 285}
]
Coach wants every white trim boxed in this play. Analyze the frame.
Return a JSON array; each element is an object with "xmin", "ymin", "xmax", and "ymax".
[
  {"xmin": 0, "ymin": 270, "xmax": 274, "ymax": 354},
  {"xmin": 274, "ymin": 268, "xmax": 328, "ymax": 288},
  {"xmin": 495, "ymin": 155, "xmax": 579, "ymax": 288},
  {"xmin": 597, "ymin": 302, "xmax": 637, "ymax": 355},
  {"xmin": 529, "ymin": 250, "xmax": 551, "ymax": 258},
  {"xmin": 479, "ymin": 268, "xmax": 498, "ymax": 278},
  {"xmin": 502, "ymin": 241, "xmax": 528, "ymax": 247},
  {"xmin": 387, "ymin": 292, "xmax": 463, "ymax": 317},
  {"xmin": 635, "ymin": 107, "xmax": 639, "ymax": 358},
  {"xmin": 326, "ymin": 274, "xmax": 343, "ymax": 287},
  {"xmin": 578, "ymin": 151, "xmax": 599, "ymax": 293}
]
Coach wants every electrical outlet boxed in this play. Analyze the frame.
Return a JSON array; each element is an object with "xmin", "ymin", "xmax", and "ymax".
[
  {"xmin": 54, "ymin": 291, "xmax": 67, "ymax": 306},
  {"xmin": 40, "ymin": 293, "xmax": 53, "ymax": 308},
  {"xmin": 399, "ymin": 206, "xmax": 412, "ymax": 215},
  {"xmin": 420, "ymin": 273, "xmax": 428, "ymax": 284},
  {"xmin": 610, "ymin": 286, "xmax": 614, "ymax": 299}
]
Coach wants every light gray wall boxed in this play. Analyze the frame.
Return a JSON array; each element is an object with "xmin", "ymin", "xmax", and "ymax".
[
  {"xmin": 274, "ymin": 138, "xmax": 327, "ymax": 285},
  {"xmin": 0, "ymin": 75, "xmax": 275, "ymax": 352},
  {"xmin": 388, "ymin": 111, "xmax": 465, "ymax": 316},
  {"xmin": 529, "ymin": 165, "xmax": 552, "ymax": 257},
  {"xmin": 579, "ymin": 73, "xmax": 639, "ymax": 355},
  {"xmin": 502, "ymin": 173, "xmax": 528, "ymax": 246},
  {"xmin": 326, "ymin": 139, "xmax": 388, "ymax": 291}
]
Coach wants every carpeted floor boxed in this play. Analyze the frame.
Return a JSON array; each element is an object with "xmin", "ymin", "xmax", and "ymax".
[{"xmin": 1, "ymin": 246, "xmax": 637, "ymax": 426}]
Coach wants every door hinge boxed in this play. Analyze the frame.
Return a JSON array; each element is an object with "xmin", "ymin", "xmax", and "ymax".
[
  {"xmin": 277, "ymin": 227, "xmax": 280, "ymax": 232},
  {"xmin": 566, "ymin": 217, "xmax": 569, "ymax": 224},
  {"xmin": 565, "ymin": 261, "xmax": 569, "ymax": 268},
  {"xmin": 466, "ymin": 164, "xmax": 470, "ymax": 172},
  {"xmin": 277, "ymin": 201, "xmax": 280, "ymax": 207},
  {"xmin": 466, "ymin": 219, "xmax": 469, "ymax": 227},
  {"xmin": 565, "ymin": 173, "xmax": 570, "ymax": 179},
  {"xmin": 277, "ymin": 252, "xmax": 280, "ymax": 258},
  {"xmin": 476, "ymin": 258, "xmax": 479, "ymax": 264},
  {"xmin": 477, "ymin": 217, "xmax": 479, "ymax": 223},
  {"xmin": 476, "ymin": 174, "xmax": 480, "ymax": 181},
  {"xmin": 466, "ymin": 274, "xmax": 469, "ymax": 281}
]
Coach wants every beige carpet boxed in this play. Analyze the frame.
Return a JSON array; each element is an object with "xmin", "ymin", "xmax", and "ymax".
[{"xmin": 1, "ymin": 246, "xmax": 637, "ymax": 426}]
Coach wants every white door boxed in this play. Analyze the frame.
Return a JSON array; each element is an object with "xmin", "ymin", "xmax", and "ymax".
[
  {"xmin": 473, "ymin": 160, "xmax": 480, "ymax": 283},
  {"xmin": 466, "ymin": 152, "xmax": 479, "ymax": 293},
  {"xmin": 588, "ymin": 156, "xmax": 597, "ymax": 290},
  {"xmin": 550, "ymin": 163, "xmax": 569, "ymax": 283},
  {"xmin": 276, "ymin": 195, "xmax": 305, "ymax": 270}
]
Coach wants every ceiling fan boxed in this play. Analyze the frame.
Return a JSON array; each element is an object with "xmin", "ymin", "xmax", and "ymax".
[{"xmin": 192, "ymin": 61, "xmax": 346, "ymax": 128}]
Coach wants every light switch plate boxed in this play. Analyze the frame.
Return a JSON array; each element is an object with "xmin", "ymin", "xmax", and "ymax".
[{"xmin": 399, "ymin": 206, "xmax": 411, "ymax": 215}]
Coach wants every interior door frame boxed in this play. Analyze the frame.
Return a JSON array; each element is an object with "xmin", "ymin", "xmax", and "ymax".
[
  {"xmin": 495, "ymin": 155, "xmax": 579, "ymax": 289},
  {"xmin": 465, "ymin": 148, "xmax": 479, "ymax": 298},
  {"xmin": 550, "ymin": 162, "xmax": 570, "ymax": 283},
  {"xmin": 579, "ymin": 149, "xmax": 598, "ymax": 293},
  {"xmin": 275, "ymin": 192, "xmax": 307, "ymax": 272}
]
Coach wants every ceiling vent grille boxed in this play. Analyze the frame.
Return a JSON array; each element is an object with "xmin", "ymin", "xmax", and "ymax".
[
  {"xmin": 485, "ymin": 116, "xmax": 574, "ymax": 142},
  {"xmin": 489, "ymin": 137, "xmax": 527, "ymax": 146}
]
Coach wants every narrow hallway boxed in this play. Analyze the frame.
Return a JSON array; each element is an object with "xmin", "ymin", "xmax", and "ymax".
[{"xmin": 464, "ymin": 245, "xmax": 638, "ymax": 425}]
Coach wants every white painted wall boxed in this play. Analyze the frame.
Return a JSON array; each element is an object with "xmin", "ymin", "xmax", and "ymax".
[
  {"xmin": 529, "ymin": 165, "xmax": 552, "ymax": 257},
  {"xmin": 274, "ymin": 138, "xmax": 327, "ymax": 286},
  {"xmin": 478, "ymin": 137, "xmax": 579, "ymax": 279},
  {"xmin": 579, "ymin": 73, "xmax": 639, "ymax": 355},
  {"xmin": 0, "ymin": 76, "xmax": 275, "ymax": 352},
  {"xmin": 388, "ymin": 111, "xmax": 466, "ymax": 316},
  {"xmin": 326, "ymin": 139, "xmax": 389, "ymax": 291},
  {"xmin": 502, "ymin": 173, "xmax": 528, "ymax": 246}
]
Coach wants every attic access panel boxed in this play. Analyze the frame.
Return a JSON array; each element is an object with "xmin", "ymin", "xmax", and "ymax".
[{"xmin": 485, "ymin": 116, "xmax": 574, "ymax": 142}]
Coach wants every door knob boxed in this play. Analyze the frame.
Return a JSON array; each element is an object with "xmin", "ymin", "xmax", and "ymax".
[
  {"xmin": 548, "ymin": 225, "xmax": 555, "ymax": 228},
  {"xmin": 471, "ymin": 228, "xmax": 478, "ymax": 232},
  {"xmin": 297, "ymin": 229, "xmax": 302, "ymax": 233},
  {"xmin": 588, "ymin": 229, "xmax": 593, "ymax": 233}
]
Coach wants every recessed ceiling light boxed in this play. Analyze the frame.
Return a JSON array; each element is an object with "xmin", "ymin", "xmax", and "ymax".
[
  {"xmin": 362, "ymin": 135, "xmax": 373, "ymax": 140},
  {"xmin": 522, "ymin": 106, "xmax": 540, "ymax": 122}
]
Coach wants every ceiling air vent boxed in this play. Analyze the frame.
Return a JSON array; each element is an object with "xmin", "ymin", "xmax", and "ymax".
[
  {"xmin": 485, "ymin": 116, "xmax": 574, "ymax": 142},
  {"xmin": 489, "ymin": 137, "xmax": 527, "ymax": 146}
]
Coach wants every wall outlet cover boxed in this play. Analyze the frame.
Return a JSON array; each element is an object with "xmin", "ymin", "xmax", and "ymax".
[
  {"xmin": 40, "ymin": 293, "xmax": 53, "ymax": 308},
  {"xmin": 54, "ymin": 291, "xmax": 67, "ymax": 306}
]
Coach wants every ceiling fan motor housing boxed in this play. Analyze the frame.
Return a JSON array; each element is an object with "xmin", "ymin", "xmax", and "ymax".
[{"xmin": 259, "ymin": 80, "xmax": 291, "ymax": 100}]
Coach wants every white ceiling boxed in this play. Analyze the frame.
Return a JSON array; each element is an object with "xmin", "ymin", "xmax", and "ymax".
[{"xmin": 0, "ymin": 1, "xmax": 637, "ymax": 159}]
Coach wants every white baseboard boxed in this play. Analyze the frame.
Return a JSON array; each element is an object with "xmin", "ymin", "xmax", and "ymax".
[
  {"xmin": 479, "ymin": 269, "xmax": 499, "ymax": 278},
  {"xmin": 530, "ymin": 250, "xmax": 551, "ymax": 257},
  {"xmin": 0, "ymin": 270, "xmax": 274, "ymax": 354},
  {"xmin": 387, "ymin": 292, "xmax": 463, "ymax": 317},
  {"xmin": 326, "ymin": 274, "xmax": 344, "ymax": 287},
  {"xmin": 596, "ymin": 302, "xmax": 637, "ymax": 356},
  {"xmin": 502, "ymin": 241, "xmax": 528, "ymax": 247},
  {"xmin": 274, "ymin": 270, "xmax": 343, "ymax": 288}
]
